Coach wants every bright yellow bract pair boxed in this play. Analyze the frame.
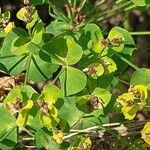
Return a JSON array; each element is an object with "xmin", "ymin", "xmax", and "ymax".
[
  {"xmin": 141, "ymin": 122, "xmax": 150, "ymax": 145},
  {"xmin": 117, "ymin": 85, "xmax": 148, "ymax": 120}
]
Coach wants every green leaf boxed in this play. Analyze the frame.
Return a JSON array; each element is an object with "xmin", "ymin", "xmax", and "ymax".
[
  {"xmin": 97, "ymin": 74, "xmax": 113, "ymax": 89},
  {"xmin": 29, "ymin": 54, "xmax": 58, "ymax": 82},
  {"xmin": 11, "ymin": 37, "xmax": 30, "ymax": 55},
  {"xmin": 108, "ymin": 27, "xmax": 124, "ymax": 52},
  {"xmin": 0, "ymin": 29, "xmax": 58, "ymax": 82},
  {"xmin": 73, "ymin": 115, "xmax": 103, "ymax": 129},
  {"xmin": 0, "ymin": 28, "xmax": 28, "ymax": 55},
  {"xmin": 60, "ymin": 66, "xmax": 87, "ymax": 96},
  {"xmin": 42, "ymin": 36, "xmax": 83, "ymax": 65},
  {"xmin": 32, "ymin": 21, "xmax": 44, "ymax": 44},
  {"xmin": 59, "ymin": 97, "xmax": 83, "ymax": 126},
  {"xmin": 4, "ymin": 85, "xmax": 39, "ymax": 104},
  {"xmin": 110, "ymin": 27, "xmax": 135, "ymax": 55},
  {"xmin": 131, "ymin": 68, "xmax": 150, "ymax": 87},
  {"xmin": 35, "ymin": 128, "xmax": 60, "ymax": 149},
  {"xmin": 66, "ymin": 37, "xmax": 83, "ymax": 65},
  {"xmin": 79, "ymin": 23, "xmax": 103, "ymax": 52},
  {"xmin": 0, "ymin": 107, "xmax": 17, "ymax": 147},
  {"xmin": 46, "ymin": 20, "xmax": 69, "ymax": 36},
  {"xmin": 83, "ymin": 62, "xmax": 104, "ymax": 79},
  {"xmin": 101, "ymin": 56, "xmax": 117, "ymax": 74},
  {"xmin": 27, "ymin": 109, "xmax": 43, "ymax": 131},
  {"xmin": 43, "ymin": 84, "xmax": 63, "ymax": 103},
  {"xmin": 0, "ymin": 128, "xmax": 17, "ymax": 150},
  {"xmin": 92, "ymin": 88, "xmax": 112, "ymax": 107}
]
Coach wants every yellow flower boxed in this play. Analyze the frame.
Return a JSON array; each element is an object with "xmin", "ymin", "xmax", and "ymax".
[
  {"xmin": 42, "ymin": 115, "xmax": 52, "ymax": 129},
  {"xmin": 4, "ymin": 22, "xmax": 15, "ymax": 33},
  {"xmin": 79, "ymin": 137, "xmax": 92, "ymax": 150},
  {"xmin": 121, "ymin": 104, "xmax": 140, "ymax": 120},
  {"xmin": 53, "ymin": 131, "xmax": 64, "ymax": 144},
  {"xmin": 17, "ymin": 100, "xmax": 33, "ymax": 128},
  {"xmin": 141, "ymin": 122, "xmax": 150, "ymax": 145},
  {"xmin": 48, "ymin": 103, "xmax": 58, "ymax": 118},
  {"xmin": 129, "ymin": 85, "xmax": 147, "ymax": 102},
  {"xmin": 118, "ymin": 92, "xmax": 134, "ymax": 107}
]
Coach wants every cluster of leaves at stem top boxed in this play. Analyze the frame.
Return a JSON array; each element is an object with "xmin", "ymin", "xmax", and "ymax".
[{"xmin": 0, "ymin": 0, "xmax": 150, "ymax": 149}]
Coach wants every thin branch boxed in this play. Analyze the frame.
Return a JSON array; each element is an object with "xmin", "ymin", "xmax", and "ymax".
[
  {"xmin": 63, "ymin": 120, "xmax": 149, "ymax": 140},
  {"xmin": 50, "ymin": 66, "xmax": 66, "ymax": 85}
]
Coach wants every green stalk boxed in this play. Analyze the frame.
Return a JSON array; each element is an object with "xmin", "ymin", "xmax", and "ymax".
[
  {"xmin": 50, "ymin": 66, "xmax": 66, "ymax": 85},
  {"xmin": 96, "ymin": 0, "xmax": 107, "ymax": 6},
  {"xmin": 65, "ymin": 0, "xmax": 74, "ymax": 23},
  {"xmin": 97, "ymin": 1, "xmax": 133, "ymax": 22},
  {"xmin": 116, "ymin": 53, "xmax": 139, "ymax": 70},
  {"xmin": 24, "ymin": 54, "xmax": 32, "ymax": 85},
  {"xmin": 130, "ymin": 31, "xmax": 150, "ymax": 36},
  {"xmin": 48, "ymin": 1, "xmax": 69, "ymax": 23},
  {"xmin": 98, "ymin": 1, "xmax": 132, "ymax": 18},
  {"xmin": 115, "ymin": 0, "xmax": 125, "ymax": 4},
  {"xmin": 72, "ymin": 0, "xmax": 77, "ymax": 18}
]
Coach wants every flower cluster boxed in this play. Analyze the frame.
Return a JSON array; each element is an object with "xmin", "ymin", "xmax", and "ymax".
[
  {"xmin": 17, "ymin": 6, "xmax": 36, "ymax": 23},
  {"xmin": 117, "ymin": 85, "xmax": 148, "ymax": 120},
  {"xmin": 0, "ymin": 11, "xmax": 14, "ymax": 34},
  {"xmin": 83, "ymin": 56, "xmax": 117, "ymax": 79},
  {"xmin": 141, "ymin": 122, "xmax": 150, "ymax": 145}
]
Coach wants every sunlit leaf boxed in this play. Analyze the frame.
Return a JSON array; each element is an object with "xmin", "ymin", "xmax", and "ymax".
[
  {"xmin": 43, "ymin": 84, "xmax": 63, "ymax": 103},
  {"xmin": 101, "ymin": 56, "xmax": 117, "ymax": 74},
  {"xmin": 4, "ymin": 22, "xmax": 15, "ymax": 33},
  {"xmin": 131, "ymin": 68, "xmax": 150, "ymax": 88},
  {"xmin": 60, "ymin": 66, "xmax": 87, "ymax": 96},
  {"xmin": 17, "ymin": 100, "xmax": 33, "ymax": 128},
  {"xmin": 92, "ymin": 87, "xmax": 112, "ymax": 107},
  {"xmin": 108, "ymin": 27, "xmax": 124, "ymax": 52}
]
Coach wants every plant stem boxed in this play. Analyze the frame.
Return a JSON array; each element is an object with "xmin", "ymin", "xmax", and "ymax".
[
  {"xmin": 48, "ymin": 0, "xmax": 69, "ymax": 23},
  {"xmin": 72, "ymin": 0, "xmax": 77, "ymax": 18},
  {"xmin": 115, "ymin": 53, "xmax": 139, "ymax": 70},
  {"xmin": 118, "ymin": 78, "xmax": 130, "ymax": 86},
  {"xmin": 63, "ymin": 120, "xmax": 148, "ymax": 140},
  {"xmin": 24, "ymin": 54, "xmax": 32, "ymax": 85},
  {"xmin": 115, "ymin": 0, "xmax": 125, "ymax": 4},
  {"xmin": 65, "ymin": 0, "xmax": 74, "ymax": 22},
  {"xmin": 130, "ymin": 31, "xmax": 150, "ymax": 36},
  {"xmin": 22, "ymin": 137, "xmax": 34, "ymax": 141},
  {"xmin": 98, "ymin": 1, "xmax": 132, "ymax": 19},
  {"xmin": 50, "ymin": 66, "xmax": 66, "ymax": 85},
  {"xmin": 97, "ymin": 1, "xmax": 135, "ymax": 22},
  {"xmin": 96, "ymin": 0, "xmax": 107, "ymax": 6},
  {"xmin": 22, "ymin": 127, "xmax": 34, "ymax": 137}
]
